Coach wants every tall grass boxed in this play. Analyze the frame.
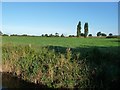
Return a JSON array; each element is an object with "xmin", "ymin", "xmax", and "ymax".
[
  {"xmin": 2, "ymin": 41, "xmax": 120, "ymax": 89},
  {"xmin": 2, "ymin": 44, "xmax": 90, "ymax": 88}
]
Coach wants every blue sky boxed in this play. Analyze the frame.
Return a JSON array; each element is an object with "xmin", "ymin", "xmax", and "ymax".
[
  {"xmin": 2, "ymin": 0, "xmax": 120, "ymax": 2},
  {"xmin": 2, "ymin": 2, "xmax": 118, "ymax": 36}
]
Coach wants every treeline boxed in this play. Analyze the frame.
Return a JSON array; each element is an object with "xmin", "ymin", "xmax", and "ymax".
[
  {"xmin": 1, "ymin": 32, "xmax": 119, "ymax": 38},
  {"xmin": 41, "ymin": 33, "xmax": 65, "ymax": 37},
  {"xmin": 0, "ymin": 21, "xmax": 119, "ymax": 38},
  {"xmin": 0, "ymin": 33, "xmax": 42, "ymax": 37},
  {"xmin": 1, "ymin": 31, "xmax": 119, "ymax": 38},
  {"xmin": 0, "ymin": 33, "xmax": 65, "ymax": 37},
  {"xmin": 76, "ymin": 21, "xmax": 119, "ymax": 38}
]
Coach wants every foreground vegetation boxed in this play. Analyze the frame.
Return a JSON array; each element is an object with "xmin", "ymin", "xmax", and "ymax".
[{"xmin": 2, "ymin": 36, "xmax": 120, "ymax": 89}]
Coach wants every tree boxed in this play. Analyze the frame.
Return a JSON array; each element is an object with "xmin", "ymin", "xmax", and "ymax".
[
  {"xmin": 49, "ymin": 34, "xmax": 53, "ymax": 37},
  {"xmin": 97, "ymin": 32, "xmax": 101, "ymax": 36},
  {"xmin": 55, "ymin": 33, "xmax": 59, "ymax": 37},
  {"xmin": 10, "ymin": 34, "xmax": 18, "ymax": 36},
  {"xmin": 69, "ymin": 35, "xmax": 75, "ymax": 37},
  {"xmin": 109, "ymin": 33, "xmax": 113, "ymax": 36},
  {"xmin": 3, "ymin": 34, "xmax": 8, "ymax": 36},
  {"xmin": 88, "ymin": 34, "xmax": 92, "ymax": 37},
  {"xmin": 61, "ymin": 34, "xmax": 64, "ymax": 37},
  {"xmin": 22, "ymin": 34, "xmax": 27, "ymax": 36},
  {"xmin": 0, "ymin": 31, "xmax": 2, "ymax": 35},
  {"xmin": 77, "ymin": 21, "xmax": 81, "ymax": 37},
  {"xmin": 41, "ymin": 34, "xmax": 44, "ymax": 37},
  {"xmin": 69, "ymin": 35, "xmax": 72, "ymax": 37},
  {"xmin": 80, "ymin": 33, "xmax": 84, "ymax": 37},
  {"xmin": 45, "ymin": 34, "xmax": 48, "ymax": 37},
  {"xmin": 84, "ymin": 22, "xmax": 88, "ymax": 37},
  {"xmin": 101, "ymin": 33, "xmax": 107, "ymax": 36}
]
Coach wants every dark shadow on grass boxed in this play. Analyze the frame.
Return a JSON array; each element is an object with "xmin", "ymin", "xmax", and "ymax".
[
  {"xmin": 47, "ymin": 45, "xmax": 120, "ymax": 60},
  {"xmin": 47, "ymin": 45, "xmax": 120, "ymax": 89},
  {"xmin": 109, "ymin": 39, "xmax": 120, "ymax": 45},
  {"xmin": 113, "ymin": 40, "xmax": 120, "ymax": 42}
]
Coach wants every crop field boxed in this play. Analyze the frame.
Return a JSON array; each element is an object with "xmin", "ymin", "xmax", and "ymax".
[{"xmin": 2, "ymin": 36, "xmax": 120, "ymax": 89}]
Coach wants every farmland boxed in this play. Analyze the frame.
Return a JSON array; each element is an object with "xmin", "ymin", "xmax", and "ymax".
[
  {"xmin": 2, "ymin": 36, "xmax": 119, "ymax": 47},
  {"xmin": 2, "ymin": 36, "xmax": 120, "ymax": 89}
]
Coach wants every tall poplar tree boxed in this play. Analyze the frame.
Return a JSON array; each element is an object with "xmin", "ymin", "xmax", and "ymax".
[
  {"xmin": 84, "ymin": 22, "xmax": 88, "ymax": 37},
  {"xmin": 77, "ymin": 21, "xmax": 81, "ymax": 37}
]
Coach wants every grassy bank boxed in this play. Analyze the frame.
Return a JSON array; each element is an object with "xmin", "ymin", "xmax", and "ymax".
[
  {"xmin": 2, "ymin": 36, "xmax": 120, "ymax": 89},
  {"xmin": 2, "ymin": 44, "xmax": 90, "ymax": 88},
  {"xmin": 2, "ymin": 44, "xmax": 120, "ymax": 89}
]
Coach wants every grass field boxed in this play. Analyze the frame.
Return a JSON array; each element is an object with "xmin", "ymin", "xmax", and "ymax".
[
  {"xmin": 2, "ymin": 36, "xmax": 119, "ymax": 47},
  {"xmin": 2, "ymin": 36, "xmax": 120, "ymax": 89}
]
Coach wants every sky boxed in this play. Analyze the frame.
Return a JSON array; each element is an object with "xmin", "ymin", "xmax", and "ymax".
[
  {"xmin": 2, "ymin": 0, "xmax": 120, "ymax": 2},
  {"xmin": 2, "ymin": 2, "xmax": 118, "ymax": 36}
]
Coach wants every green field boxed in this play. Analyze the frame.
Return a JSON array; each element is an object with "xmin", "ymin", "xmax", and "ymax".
[
  {"xmin": 2, "ymin": 36, "xmax": 120, "ymax": 89},
  {"xmin": 2, "ymin": 36, "xmax": 119, "ymax": 47}
]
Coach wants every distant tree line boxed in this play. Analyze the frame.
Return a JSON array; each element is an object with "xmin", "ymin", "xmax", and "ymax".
[
  {"xmin": 41, "ymin": 33, "xmax": 65, "ymax": 37},
  {"xmin": 97, "ymin": 32, "xmax": 107, "ymax": 37},
  {"xmin": 76, "ymin": 21, "xmax": 119, "ymax": 38},
  {"xmin": 0, "ymin": 21, "xmax": 119, "ymax": 38}
]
